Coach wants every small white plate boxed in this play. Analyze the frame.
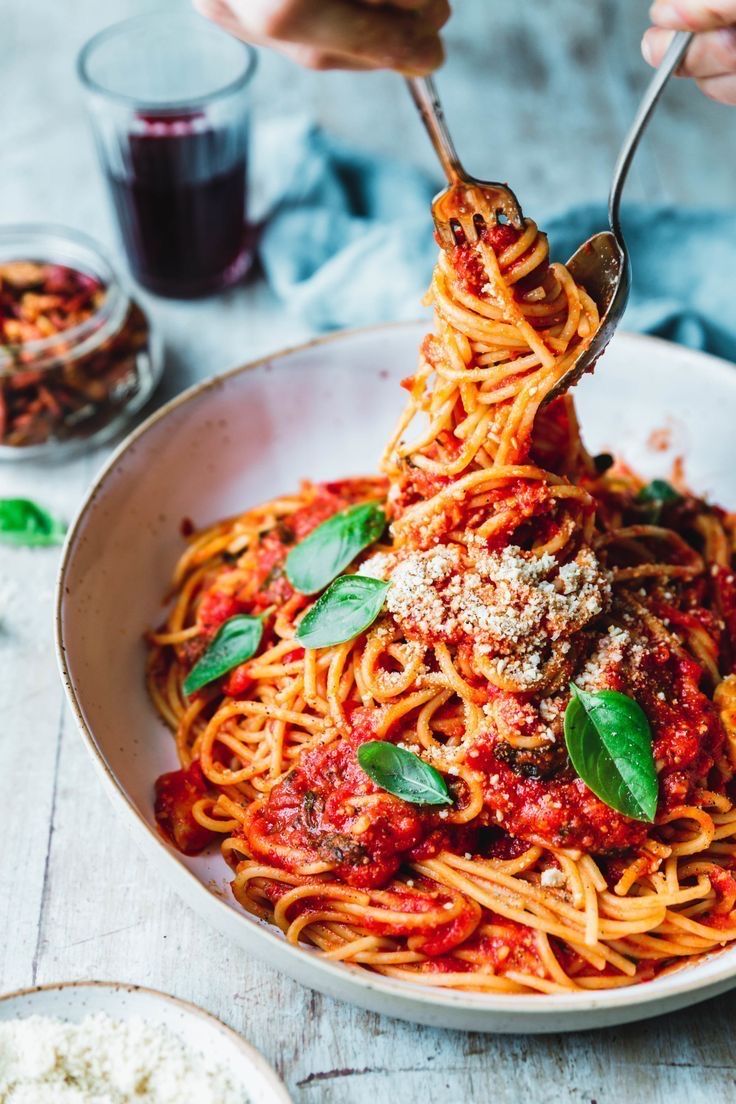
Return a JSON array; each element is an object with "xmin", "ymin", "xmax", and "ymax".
[
  {"xmin": 56, "ymin": 322, "xmax": 736, "ymax": 1032},
  {"xmin": 0, "ymin": 981, "xmax": 291, "ymax": 1104}
]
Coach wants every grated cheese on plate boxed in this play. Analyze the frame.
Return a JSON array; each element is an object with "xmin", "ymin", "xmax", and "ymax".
[{"xmin": 0, "ymin": 1013, "xmax": 250, "ymax": 1103}]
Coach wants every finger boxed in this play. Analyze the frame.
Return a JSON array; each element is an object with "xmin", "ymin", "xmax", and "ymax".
[
  {"xmin": 193, "ymin": 0, "xmax": 271, "ymax": 46},
  {"xmin": 423, "ymin": 0, "xmax": 452, "ymax": 30},
  {"xmin": 196, "ymin": 0, "xmax": 377, "ymax": 65},
  {"xmin": 194, "ymin": 0, "xmax": 236, "ymax": 26},
  {"xmin": 649, "ymin": 0, "xmax": 736, "ymax": 32},
  {"xmin": 196, "ymin": 0, "xmax": 374, "ymax": 62},
  {"xmin": 643, "ymin": 24, "xmax": 736, "ymax": 76},
  {"xmin": 697, "ymin": 71, "xmax": 736, "ymax": 101},
  {"xmin": 360, "ymin": 0, "xmax": 451, "ymax": 27},
  {"xmin": 226, "ymin": 0, "xmax": 444, "ymax": 72},
  {"xmin": 279, "ymin": 43, "xmax": 379, "ymax": 69},
  {"xmin": 359, "ymin": 0, "xmax": 433, "ymax": 9}
]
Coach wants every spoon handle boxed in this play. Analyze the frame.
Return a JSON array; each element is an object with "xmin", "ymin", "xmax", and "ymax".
[{"xmin": 608, "ymin": 30, "xmax": 694, "ymax": 241}]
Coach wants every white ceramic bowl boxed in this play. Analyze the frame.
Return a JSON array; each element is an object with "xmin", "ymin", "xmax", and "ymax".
[
  {"xmin": 56, "ymin": 323, "xmax": 736, "ymax": 1033},
  {"xmin": 0, "ymin": 980, "xmax": 291, "ymax": 1103}
]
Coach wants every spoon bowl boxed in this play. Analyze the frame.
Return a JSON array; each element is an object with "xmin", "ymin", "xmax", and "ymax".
[{"xmin": 544, "ymin": 231, "xmax": 629, "ymax": 404}]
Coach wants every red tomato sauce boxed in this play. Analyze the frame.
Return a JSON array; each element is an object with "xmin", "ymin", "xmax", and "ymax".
[
  {"xmin": 635, "ymin": 645, "xmax": 724, "ymax": 809},
  {"xmin": 469, "ymin": 636, "xmax": 725, "ymax": 854},
  {"xmin": 468, "ymin": 740, "xmax": 648, "ymax": 853},
  {"xmin": 196, "ymin": 586, "xmax": 249, "ymax": 633},
  {"xmin": 450, "ymin": 223, "xmax": 522, "ymax": 298},
  {"xmin": 198, "ymin": 480, "xmax": 382, "ymax": 623},
  {"xmin": 243, "ymin": 713, "xmax": 428, "ymax": 888},
  {"xmin": 242, "ymin": 707, "xmax": 475, "ymax": 894},
  {"xmin": 469, "ymin": 918, "xmax": 543, "ymax": 975},
  {"xmin": 713, "ymin": 565, "xmax": 736, "ymax": 673},
  {"xmin": 154, "ymin": 760, "xmax": 216, "ymax": 855},
  {"xmin": 480, "ymin": 478, "xmax": 554, "ymax": 546},
  {"xmin": 345, "ymin": 882, "xmax": 480, "ymax": 955}
]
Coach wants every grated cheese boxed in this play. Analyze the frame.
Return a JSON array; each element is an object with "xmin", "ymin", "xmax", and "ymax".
[
  {"xmin": 540, "ymin": 867, "xmax": 566, "ymax": 889},
  {"xmin": 577, "ymin": 624, "xmax": 645, "ymax": 692},
  {"xmin": 380, "ymin": 542, "xmax": 611, "ymax": 689},
  {"xmin": 0, "ymin": 1013, "xmax": 249, "ymax": 1103}
]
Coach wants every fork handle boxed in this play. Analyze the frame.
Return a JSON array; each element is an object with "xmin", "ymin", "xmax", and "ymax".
[
  {"xmin": 406, "ymin": 76, "xmax": 462, "ymax": 184},
  {"xmin": 608, "ymin": 30, "xmax": 694, "ymax": 241}
]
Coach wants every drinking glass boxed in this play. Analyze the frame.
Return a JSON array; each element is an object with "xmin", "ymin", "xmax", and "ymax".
[{"xmin": 78, "ymin": 11, "xmax": 256, "ymax": 299}]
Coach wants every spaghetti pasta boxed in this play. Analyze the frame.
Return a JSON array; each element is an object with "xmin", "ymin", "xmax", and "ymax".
[{"xmin": 147, "ymin": 214, "xmax": 736, "ymax": 993}]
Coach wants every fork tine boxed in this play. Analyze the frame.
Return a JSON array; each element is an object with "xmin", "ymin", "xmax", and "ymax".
[
  {"xmin": 431, "ymin": 181, "xmax": 524, "ymax": 253},
  {"xmin": 455, "ymin": 211, "xmax": 480, "ymax": 243},
  {"xmin": 433, "ymin": 220, "xmax": 457, "ymax": 250}
]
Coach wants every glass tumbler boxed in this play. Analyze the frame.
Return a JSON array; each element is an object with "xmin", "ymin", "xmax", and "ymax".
[{"xmin": 78, "ymin": 11, "xmax": 256, "ymax": 299}]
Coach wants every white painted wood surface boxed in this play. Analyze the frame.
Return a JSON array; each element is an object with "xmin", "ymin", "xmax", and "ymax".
[{"xmin": 2, "ymin": 0, "xmax": 736, "ymax": 1100}]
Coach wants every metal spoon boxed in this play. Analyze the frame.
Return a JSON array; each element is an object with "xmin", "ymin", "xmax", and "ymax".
[{"xmin": 546, "ymin": 29, "xmax": 694, "ymax": 402}]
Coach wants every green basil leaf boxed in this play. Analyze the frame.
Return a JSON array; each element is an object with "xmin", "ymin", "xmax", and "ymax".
[
  {"xmin": 0, "ymin": 498, "xmax": 66, "ymax": 547},
  {"xmin": 636, "ymin": 480, "xmax": 681, "ymax": 522},
  {"xmin": 358, "ymin": 740, "xmax": 452, "ymax": 806},
  {"xmin": 564, "ymin": 683, "xmax": 658, "ymax": 822},
  {"xmin": 636, "ymin": 479, "xmax": 680, "ymax": 505},
  {"xmin": 184, "ymin": 614, "xmax": 263, "ymax": 695},
  {"xmin": 296, "ymin": 575, "xmax": 389, "ymax": 649},
  {"xmin": 285, "ymin": 502, "xmax": 386, "ymax": 595}
]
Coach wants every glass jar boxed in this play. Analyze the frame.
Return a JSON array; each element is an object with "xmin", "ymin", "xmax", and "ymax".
[{"xmin": 0, "ymin": 224, "xmax": 162, "ymax": 459}]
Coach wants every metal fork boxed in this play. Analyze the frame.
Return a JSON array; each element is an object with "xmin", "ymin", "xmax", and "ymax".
[
  {"xmin": 406, "ymin": 29, "xmax": 693, "ymax": 399},
  {"xmin": 406, "ymin": 76, "xmax": 525, "ymax": 243}
]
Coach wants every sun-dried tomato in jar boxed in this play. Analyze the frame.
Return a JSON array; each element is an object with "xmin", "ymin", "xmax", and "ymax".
[{"xmin": 0, "ymin": 227, "xmax": 162, "ymax": 457}]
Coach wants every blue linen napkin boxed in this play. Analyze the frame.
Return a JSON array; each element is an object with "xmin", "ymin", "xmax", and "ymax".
[
  {"xmin": 258, "ymin": 120, "xmax": 736, "ymax": 360},
  {"xmin": 546, "ymin": 205, "xmax": 736, "ymax": 363}
]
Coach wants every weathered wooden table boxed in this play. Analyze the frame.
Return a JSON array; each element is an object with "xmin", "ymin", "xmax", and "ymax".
[{"xmin": 3, "ymin": 1, "xmax": 736, "ymax": 1100}]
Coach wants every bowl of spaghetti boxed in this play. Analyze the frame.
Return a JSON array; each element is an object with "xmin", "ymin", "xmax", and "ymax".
[{"xmin": 57, "ymin": 213, "xmax": 736, "ymax": 1032}]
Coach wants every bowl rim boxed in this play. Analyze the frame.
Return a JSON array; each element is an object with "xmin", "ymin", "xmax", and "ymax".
[
  {"xmin": 55, "ymin": 320, "xmax": 736, "ymax": 1020},
  {"xmin": 0, "ymin": 979, "xmax": 292, "ymax": 1101}
]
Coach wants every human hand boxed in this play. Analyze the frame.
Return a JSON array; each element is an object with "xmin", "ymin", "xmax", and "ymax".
[
  {"xmin": 642, "ymin": 1, "xmax": 736, "ymax": 104},
  {"xmin": 194, "ymin": 0, "xmax": 450, "ymax": 73}
]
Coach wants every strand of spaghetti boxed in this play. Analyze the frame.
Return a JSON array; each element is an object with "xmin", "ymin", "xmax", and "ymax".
[
  {"xmin": 659, "ymin": 807, "xmax": 715, "ymax": 856},
  {"xmin": 325, "ymin": 641, "xmax": 355, "ymax": 728},
  {"xmin": 167, "ymin": 563, "xmax": 210, "ymax": 633},
  {"xmin": 579, "ymin": 856, "xmax": 603, "ymax": 947},
  {"xmin": 192, "ymin": 797, "xmax": 239, "ymax": 834},
  {"xmin": 374, "ymin": 687, "xmax": 445, "ymax": 738},
  {"xmin": 148, "ymin": 625, "xmax": 201, "ymax": 646},
  {"xmin": 376, "ymin": 966, "xmax": 528, "ymax": 992},
  {"xmin": 535, "ymin": 932, "xmax": 579, "ymax": 989},
  {"xmin": 426, "ymin": 855, "xmax": 681, "ymax": 938},
  {"xmin": 146, "ymin": 650, "xmax": 180, "ymax": 731},
  {"xmin": 390, "ymin": 465, "xmax": 552, "ymax": 537}
]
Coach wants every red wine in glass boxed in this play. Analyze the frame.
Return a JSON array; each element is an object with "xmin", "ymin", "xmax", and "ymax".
[{"xmin": 105, "ymin": 113, "xmax": 252, "ymax": 299}]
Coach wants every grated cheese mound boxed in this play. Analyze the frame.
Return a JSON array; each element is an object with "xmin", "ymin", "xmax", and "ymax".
[
  {"xmin": 374, "ymin": 542, "xmax": 612, "ymax": 688},
  {"xmin": 0, "ymin": 1013, "xmax": 249, "ymax": 1103}
]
